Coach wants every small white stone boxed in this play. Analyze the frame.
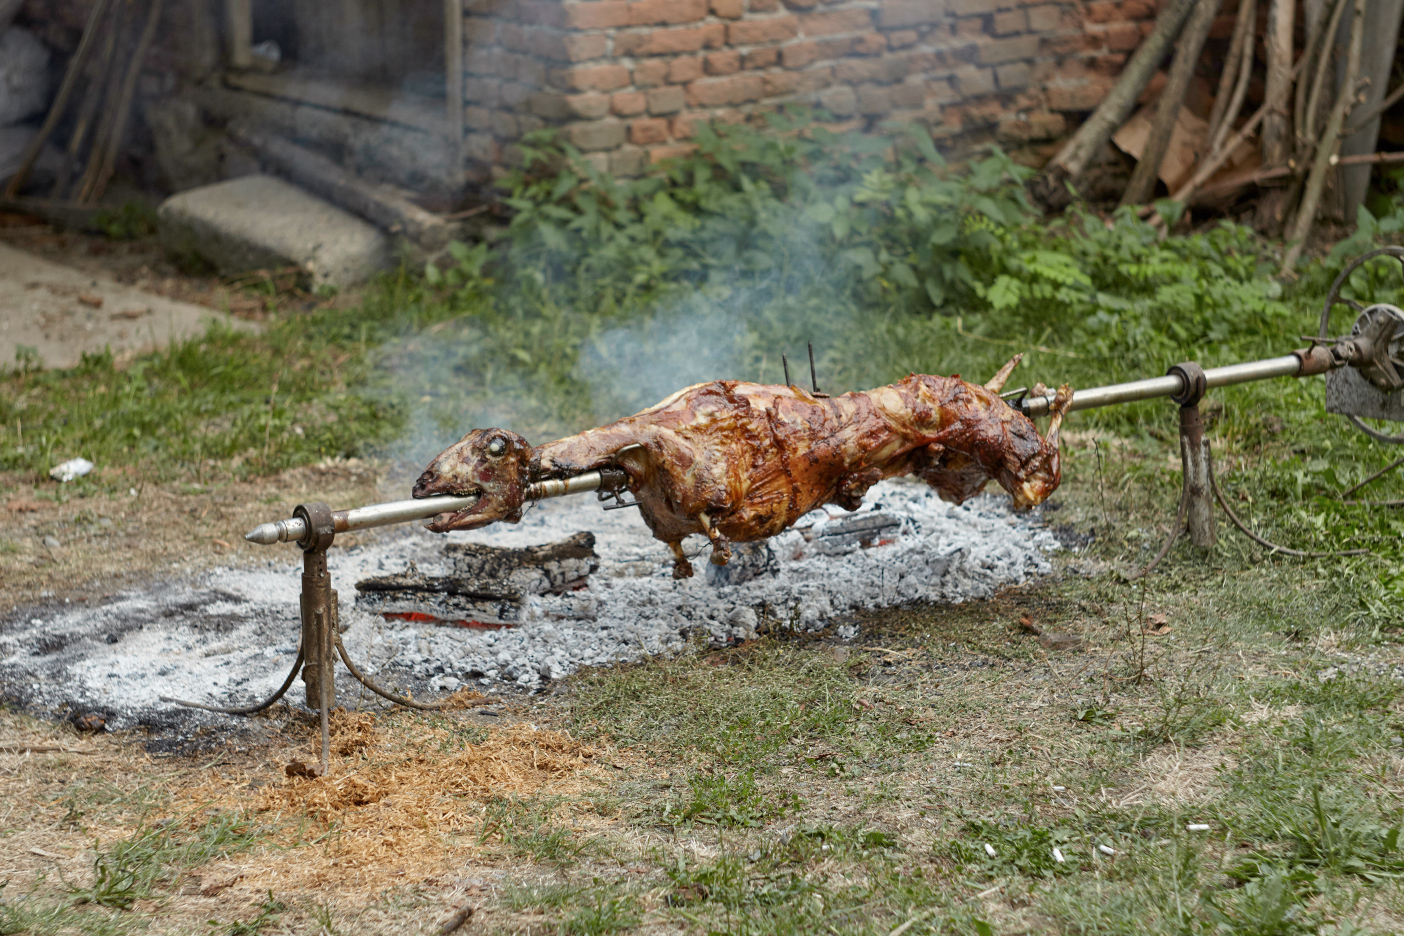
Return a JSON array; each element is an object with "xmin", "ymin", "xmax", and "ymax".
[
  {"xmin": 1186, "ymin": 824, "xmax": 1210, "ymax": 832},
  {"xmin": 984, "ymin": 843, "xmax": 997, "ymax": 858},
  {"xmin": 49, "ymin": 457, "xmax": 93, "ymax": 483},
  {"xmin": 1052, "ymin": 785, "xmax": 1065, "ymax": 792},
  {"xmin": 1052, "ymin": 847, "xmax": 1064, "ymax": 863},
  {"xmin": 1098, "ymin": 845, "xmax": 1116, "ymax": 856}
]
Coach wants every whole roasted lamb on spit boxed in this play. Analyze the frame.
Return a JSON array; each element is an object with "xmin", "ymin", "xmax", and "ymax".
[{"xmin": 412, "ymin": 356, "xmax": 1073, "ymax": 579}]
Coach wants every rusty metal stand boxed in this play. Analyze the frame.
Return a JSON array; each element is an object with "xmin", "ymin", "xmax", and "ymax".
[
  {"xmin": 1168, "ymin": 361, "xmax": 1216, "ymax": 548},
  {"xmin": 294, "ymin": 502, "xmax": 337, "ymax": 775},
  {"xmin": 165, "ymin": 498, "xmax": 463, "ymax": 772}
]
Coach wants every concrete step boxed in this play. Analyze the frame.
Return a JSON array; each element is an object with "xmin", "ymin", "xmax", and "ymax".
[{"xmin": 157, "ymin": 174, "xmax": 391, "ymax": 288}]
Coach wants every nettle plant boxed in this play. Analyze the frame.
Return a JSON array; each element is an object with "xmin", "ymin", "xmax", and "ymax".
[{"xmin": 497, "ymin": 111, "xmax": 1037, "ymax": 316}]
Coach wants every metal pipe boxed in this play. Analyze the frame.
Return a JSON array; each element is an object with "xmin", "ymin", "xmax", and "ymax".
[
  {"xmin": 245, "ymin": 469, "xmax": 617, "ymax": 545},
  {"xmin": 1022, "ymin": 355, "xmax": 1305, "ymax": 417}
]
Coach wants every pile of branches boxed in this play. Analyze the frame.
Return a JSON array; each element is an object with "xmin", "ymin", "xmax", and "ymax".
[{"xmin": 1031, "ymin": 0, "xmax": 1403, "ymax": 274}]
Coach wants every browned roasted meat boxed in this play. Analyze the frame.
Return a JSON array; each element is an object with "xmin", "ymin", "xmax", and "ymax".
[{"xmin": 413, "ymin": 357, "xmax": 1072, "ymax": 578}]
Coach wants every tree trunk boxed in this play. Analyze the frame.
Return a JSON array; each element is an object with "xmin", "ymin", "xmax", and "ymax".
[
  {"xmin": 1207, "ymin": 0, "xmax": 1256, "ymax": 145},
  {"xmin": 1030, "ymin": 0, "xmax": 1198, "ymax": 209},
  {"xmin": 1281, "ymin": 0, "xmax": 1367, "ymax": 274},
  {"xmin": 1121, "ymin": 0, "xmax": 1223, "ymax": 206},
  {"xmin": 1254, "ymin": 0, "xmax": 1298, "ymax": 234},
  {"xmin": 1337, "ymin": 0, "xmax": 1404, "ymax": 223}
]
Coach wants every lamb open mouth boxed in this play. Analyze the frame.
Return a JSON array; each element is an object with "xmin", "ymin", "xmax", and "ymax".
[{"xmin": 427, "ymin": 487, "xmax": 489, "ymax": 531}]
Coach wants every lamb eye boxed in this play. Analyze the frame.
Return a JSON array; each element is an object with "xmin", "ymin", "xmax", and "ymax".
[{"xmin": 487, "ymin": 437, "xmax": 507, "ymax": 457}]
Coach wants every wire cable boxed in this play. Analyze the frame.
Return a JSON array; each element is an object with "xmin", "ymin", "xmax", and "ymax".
[{"xmin": 160, "ymin": 646, "xmax": 303, "ymax": 714}]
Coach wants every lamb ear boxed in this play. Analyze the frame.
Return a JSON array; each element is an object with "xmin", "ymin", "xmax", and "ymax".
[{"xmin": 984, "ymin": 353, "xmax": 1024, "ymax": 393}]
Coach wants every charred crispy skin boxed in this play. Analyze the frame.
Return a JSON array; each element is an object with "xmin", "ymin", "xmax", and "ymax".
[{"xmin": 414, "ymin": 359, "xmax": 1072, "ymax": 578}]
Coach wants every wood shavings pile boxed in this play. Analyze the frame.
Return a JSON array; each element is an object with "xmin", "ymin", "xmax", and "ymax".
[{"xmin": 178, "ymin": 714, "xmax": 602, "ymax": 891}]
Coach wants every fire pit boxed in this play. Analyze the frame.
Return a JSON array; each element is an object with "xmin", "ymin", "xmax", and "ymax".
[{"xmin": 0, "ymin": 479, "xmax": 1057, "ymax": 742}]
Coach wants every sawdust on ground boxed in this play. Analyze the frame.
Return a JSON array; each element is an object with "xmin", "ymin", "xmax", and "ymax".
[{"xmin": 177, "ymin": 709, "xmax": 609, "ymax": 892}]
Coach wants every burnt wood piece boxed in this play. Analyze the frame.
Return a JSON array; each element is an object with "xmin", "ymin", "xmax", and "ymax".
[{"xmin": 354, "ymin": 532, "xmax": 598, "ymax": 624}]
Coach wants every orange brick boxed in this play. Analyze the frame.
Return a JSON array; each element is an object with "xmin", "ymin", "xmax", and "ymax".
[
  {"xmin": 886, "ymin": 28, "xmax": 918, "ymax": 48},
  {"xmin": 671, "ymin": 112, "xmax": 701, "ymax": 137},
  {"xmin": 801, "ymin": 8, "xmax": 871, "ymax": 35},
  {"xmin": 1093, "ymin": 20, "xmax": 1141, "ymax": 52},
  {"xmin": 710, "ymin": 0, "xmax": 744, "ymax": 16},
  {"xmin": 727, "ymin": 15, "xmax": 799, "ymax": 44},
  {"xmin": 744, "ymin": 47, "xmax": 780, "ymax": 68},
  {"xmin": 781, "ymin": 40, "xmax": 819, "ymax": 68},
  {"xmin": 649, "ymin": 142, "xmax": 699, "ymax": 162},
  {"xmin": 749, "ymin": 0, "xmax": 779, "ymax": 9},
  {"xmin": 1046, "ymin": 76, "xmax": 1115, "ymax": 111},
  {"xmin": 1041, "ymin": 32, "xmax": 1097, "ymax": 54},
  {"xmin": 1025, "ymin": 4, "xmax": 1062, "ymax": 32},
  {"xmin": 1091, "ymin": 52, "xmax": 1126, "ymax": 74},
  {"xmin": 877, "ymin": 0, "xmax": 947, "ymax": 29},
  {"xmin": 630, "ymin": 117, "xmax": 672, "ymax": 144},
  {"xmin": 853, "ymin": 32, "xmax": 887, "ymax": 54},
  {"xmin": 762, "ymin": 71, "xmax": 804, "ymax": 96},
  {"xmin": 616, "ymin": 23, "xmax": 725, "ymax": 55},
  {"xmin": 647, "ymin": 85, "xmax": 686, "ymax": 113},
  {"xmin": 706, "ymin": 49, "xmax": 742, "ymax": 74},
  {"xmin": 669, "ymin": 56, "xmax": 704, "ymax": 82},
  {"xmin": 1122, "ymin": 0, "xmax": 1155, "ymax": 18},
  {"xmin": 686, "ymin": 74, "xmax": 765, "ymax": 106},
  {"xmin": 563, "ymin": 1, "xmax": 630, "ymax": 29},
  {"xmin": 552, "ymin": 63, "xmax": 632, "ymax": 91},
  {"xmin": 612, "ymin": 90, "xmax": 648, "ymax": 115},
  {"xmin": 634, "ymin": 59, "xmax": 669, "ymax": 86},
  {"xmin": 992, "ymin": 9, "xmax": 1026, "ymax": 34},
  {"xmin": 627, "ymin": 0, "xmax": 707, "ymax": 26},
  {"xmin": 1084, "ymin": 1, "xmax": 1117, "ymax": 23}
]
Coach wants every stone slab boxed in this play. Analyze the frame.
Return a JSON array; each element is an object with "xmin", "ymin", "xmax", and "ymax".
[
  {"xmin": 157, "ymin": 174, "xmax": 391, "ymax": 288},
  {"xmin": 0, "ymin": 242, "xmax": 259, "ymax": 370}
]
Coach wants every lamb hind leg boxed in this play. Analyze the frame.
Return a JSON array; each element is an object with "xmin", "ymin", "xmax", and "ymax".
[
  {"xmin": 697, "ymin": 512, "xmax": 732, "ymax": 566},
  {"xmin": 1045, "ymin": 383, "xmax": 1073, "ymax": 446},
  {"xmin": 669, "ymin": 540, "xmax": 694, "ymax": 579}
]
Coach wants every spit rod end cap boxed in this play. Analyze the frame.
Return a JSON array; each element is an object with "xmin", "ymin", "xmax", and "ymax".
[{"xmin": 245, "ymin": 523, "xmax": 280, "ymax": 546}]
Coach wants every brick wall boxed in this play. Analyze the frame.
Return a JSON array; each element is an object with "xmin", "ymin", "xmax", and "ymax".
[{"xmin": 460, "ymin": 0, "xmax": 1161, "ymax": 180}]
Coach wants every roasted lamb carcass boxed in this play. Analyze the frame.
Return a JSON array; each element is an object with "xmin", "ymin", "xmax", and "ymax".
[{"xmin": 413, "ymin": 356, "xmax": 1072, "ymax": 579}]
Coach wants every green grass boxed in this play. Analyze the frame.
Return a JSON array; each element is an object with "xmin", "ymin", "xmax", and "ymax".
[
  {"xmin": 0, "ymin": 812, "xmax": 266, "ymax": 935},
  {"xmin": 7, "ymin": 114, "xmax": 1404, "ymax": 934},
  {"xmin": 0, "ymin": 269, "xmax": 462, "ymax": 488}
]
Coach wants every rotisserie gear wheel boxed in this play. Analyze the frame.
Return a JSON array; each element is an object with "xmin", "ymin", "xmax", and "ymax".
[{"xmin": 1318, "ymin": 246, "xmax": 1404, "ymax": 444}]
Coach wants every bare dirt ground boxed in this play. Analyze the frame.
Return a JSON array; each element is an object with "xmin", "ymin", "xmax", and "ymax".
[{"xmin": 0, "ymin": 461, "xmax": 388, "ymax": 613}]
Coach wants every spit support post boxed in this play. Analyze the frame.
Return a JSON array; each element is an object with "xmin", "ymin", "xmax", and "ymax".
[
  {"xmin": 294, "ymin": 501, "xmax": 337, "ymax": 775},
  {"xmin": 1167, "ymin": 362, "xmax": 1216, "ymax": 548}
]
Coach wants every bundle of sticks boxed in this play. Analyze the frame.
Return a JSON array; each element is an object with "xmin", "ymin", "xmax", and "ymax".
[
  {"xmin": 3, "ymin": 0, "xmax": 165, "ymax": 205},
  {"xmin": 1032, "ymin": 0, "xmax": 1404, "ymax": 274}
]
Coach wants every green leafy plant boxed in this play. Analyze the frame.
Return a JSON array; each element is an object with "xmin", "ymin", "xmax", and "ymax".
[
  {"xmin": 92, "ymin": 201, "xmax": 159, "ymax": 240},
  {"xmin": 943, "ymin": 820, "xmax": 1081, "ymax": 878}
]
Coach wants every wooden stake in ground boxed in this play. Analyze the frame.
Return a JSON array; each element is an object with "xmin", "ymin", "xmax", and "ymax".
[
  {"xmin": 1254, "ymin": 0, "xmax": 1298, "ymax": 234},
  {"xmin": 1281, "ymin": 0, "xmax": 1367, "ymax": 275},
  {"xmin": 1150, "ymin": 53, "xmax": 1308, "ymax": 215},
  {"xmin": 2, "ymin": 0, "xmax": 111, "ymax": 199},
  {"xmin": 1029, "ymin": 0, "xmax": 1198, "ymax": 208},
  {"xmin": 78, "ymin": 0, "xmax": 164, "ymax": 206},
  {"xmin": 1207, "ymin": 0, "xmax": 1257, "ymax": 157},
  {"xmin": 1120, "ymin": 0, "xmax": 1223, "ymax": 207},
  {"xmin": 1206, "ymin": 0, "xmax": 1256, "ymax": 147}
]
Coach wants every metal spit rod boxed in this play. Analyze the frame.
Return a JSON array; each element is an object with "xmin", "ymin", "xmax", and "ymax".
[
  {"xmin": 245, "ymin": 349, "xmax": 1344, "ymax": 547},
  {"xmin": 244, "ymin": 470, "xmax": 617, "ymax": 545},
  {"xmin": 1020, "ymin": 355, "xmax": 1306, "ymax": 418}
]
